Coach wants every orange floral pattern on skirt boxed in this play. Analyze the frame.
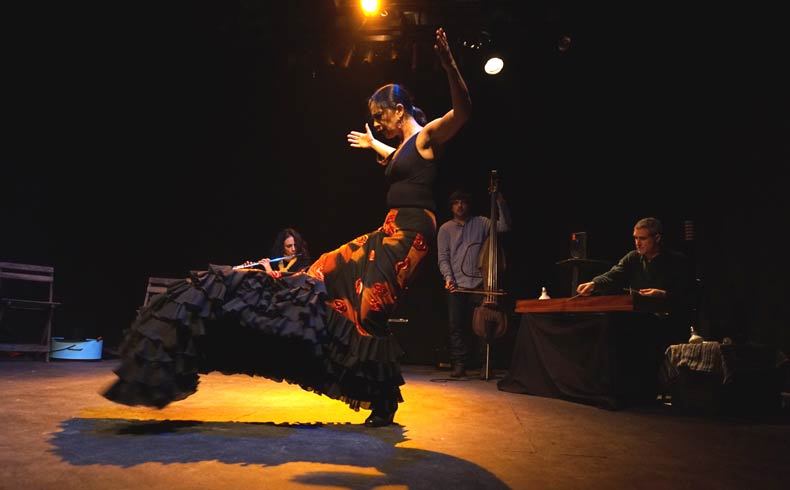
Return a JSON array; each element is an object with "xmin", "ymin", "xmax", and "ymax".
[{"xmin": 307, "ymin": 208, "xmax": 435, "ymax": 337}]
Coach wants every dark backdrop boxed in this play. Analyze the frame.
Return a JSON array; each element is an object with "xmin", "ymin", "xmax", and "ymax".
[{"xmin": 4, "ymin": 1, "xmax": 788, "ymax": 362}]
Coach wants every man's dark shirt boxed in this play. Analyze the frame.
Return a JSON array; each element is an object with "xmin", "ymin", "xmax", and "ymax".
[{"xmin": 592, "ymin": 249, "xmax": 694, "ymax": 312}]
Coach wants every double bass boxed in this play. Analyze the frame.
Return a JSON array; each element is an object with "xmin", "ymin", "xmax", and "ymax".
[{"xmin": 472, "ymin": 169, "xmax": 508, "ymax": 380}]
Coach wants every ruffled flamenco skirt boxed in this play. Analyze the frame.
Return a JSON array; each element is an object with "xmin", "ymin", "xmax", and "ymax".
[{"xmin": 102, "ymin": 208, "xmax": 436, "ymax": 412}]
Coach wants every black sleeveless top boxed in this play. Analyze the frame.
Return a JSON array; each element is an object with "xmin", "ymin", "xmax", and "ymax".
[{"xmin": 384, "ymin": 132, "xmax": 437, "ymax": 212}]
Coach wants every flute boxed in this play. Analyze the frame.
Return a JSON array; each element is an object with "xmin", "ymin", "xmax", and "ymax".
[{"xmin": 233, "ymin": 254, "xmax": 300, "ymax": 270}]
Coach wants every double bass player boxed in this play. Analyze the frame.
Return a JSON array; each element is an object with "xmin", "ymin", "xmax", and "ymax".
[{"xmin": 437, "ymin": 177, "xmax": 512, "ymax": 378}]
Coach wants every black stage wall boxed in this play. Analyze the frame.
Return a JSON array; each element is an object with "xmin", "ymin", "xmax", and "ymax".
[{"xmin": 4, "ymin": 2, "xmax": 788, "ymax": 361}]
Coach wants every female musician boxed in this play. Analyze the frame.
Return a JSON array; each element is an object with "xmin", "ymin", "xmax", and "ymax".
[{"xmin": 264, "ymin": 228, "xmax": 312, "ymax": 273}]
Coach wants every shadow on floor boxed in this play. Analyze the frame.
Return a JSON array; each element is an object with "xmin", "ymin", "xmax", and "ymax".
[{"xmin": 50, "ymin": 418, "xmax": 509, "ymax": 489}]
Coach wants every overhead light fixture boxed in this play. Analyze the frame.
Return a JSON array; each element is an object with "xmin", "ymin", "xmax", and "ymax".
[
  {"xmin": 360, "ymin": 0, "xmax": 380, "ymax": 17},
  {"xmin": 461, "ymin": 30, "xmax": 505, "ymax": 76},
  {"xmin": 484, "ymin": 56, "xmax": 504, "ymax": 75}
]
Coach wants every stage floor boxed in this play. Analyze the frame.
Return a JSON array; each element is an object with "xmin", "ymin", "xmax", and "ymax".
[{"xmin": 1, "ymin": 360, "xmax": 788, "ymax": 489}]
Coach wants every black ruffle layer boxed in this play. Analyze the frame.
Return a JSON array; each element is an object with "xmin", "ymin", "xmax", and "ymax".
[{"xmin": 103, "ymin": 265, "xmax": 404, "ymax": 410}]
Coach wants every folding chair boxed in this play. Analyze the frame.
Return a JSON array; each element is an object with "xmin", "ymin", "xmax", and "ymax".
[{"xmin": 0, "ymin": 262, "xmax": 61, "ymax": 362}]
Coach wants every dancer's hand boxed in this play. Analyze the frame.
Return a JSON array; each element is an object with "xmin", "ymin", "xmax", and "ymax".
[
  {"xmin": 347, "ymin": 124, "xmax": 375, "ymax": 149},
  {"xmin": 434, "ymin": 27, "xmax": 457, "ymax": 72}
]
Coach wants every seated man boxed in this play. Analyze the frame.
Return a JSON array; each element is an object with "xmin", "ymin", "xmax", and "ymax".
[
  {"xmin": 577, "ymin": 217, "xmax": 693, "ymax": 310},
  {"xmin": 577, "ymin": 217, "xmax": 695, "ymax": 403}
]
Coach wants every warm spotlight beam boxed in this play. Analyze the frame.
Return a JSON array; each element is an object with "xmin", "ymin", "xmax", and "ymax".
[{"xmin": 360, "ymin": 0, "xmax": 380, "ymax": 17}]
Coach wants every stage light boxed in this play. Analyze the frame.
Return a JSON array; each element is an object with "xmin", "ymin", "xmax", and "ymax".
[
  {"xmin": 484, "ymin": 56, "xmax": 504, "ymax": 75},
  {"xmin": 461, "ymin": 30, "xmax": 505, "ymax": 76},
  {"xmin": 360, "ymin": 0, "xmax": 380, "ymax": 16}
]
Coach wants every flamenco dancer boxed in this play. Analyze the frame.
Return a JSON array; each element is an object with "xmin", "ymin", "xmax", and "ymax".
[{"xmin": 103, "ymin": 28, "xmax": 471, "ymax": 427}]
